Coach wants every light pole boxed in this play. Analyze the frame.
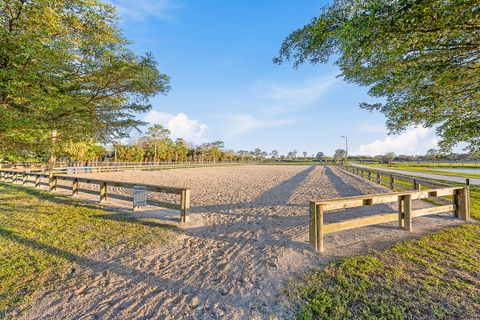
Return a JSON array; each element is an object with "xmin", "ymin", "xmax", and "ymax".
[{"xmin": 341, "ymin": 135, "xmax": 348, "ymax": 162}]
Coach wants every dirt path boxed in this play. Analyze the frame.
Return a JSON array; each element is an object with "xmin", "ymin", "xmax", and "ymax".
[{"xmin": 21, "ymin": 166, "xmax": 465, "ymax": 319}]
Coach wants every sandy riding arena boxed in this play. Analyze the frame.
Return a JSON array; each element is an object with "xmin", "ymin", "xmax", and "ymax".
[{"xmin": 22, "ymin": 165, "xmax": 464, "ymax": 319}]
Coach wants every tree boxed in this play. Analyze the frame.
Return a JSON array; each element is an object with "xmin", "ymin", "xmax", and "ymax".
[
  {"xmin": 316, "ymin": 152, "xmax": 325, "ymax": 160},
  {"xmin": 253, "ymin": 148, "xmax": 263, "ymax": 160},
  {"xmin": 426, "ymin": 148, "xmax": 440, "ymax": 160},
  {"xmin": 145, "ymin": 124, "xmax": 171, "ymax": 162},
  {"xmin": 302, "ymin": 151, "xmax": 308, "ymax": 158},
  {"xmin": 383, "ymin": 152, "xmax": 396, "ymax": 164},
  {"xmin": 275, "ymin": 0, "xmax": 480, "ymax": 151},
  {"xmin": 0, "ymin": 0, "xmax": 170, "ymax": 167},
  {"xmin": 270, "ymin": 150, "xmax": 279, "ymax": 159},
  {"xmin": 334, "ymin": 149, "xmax": 346, "ymax": 159},
  {"xmin": 173, "ymin": 138, "xmax": 188, "ymax": 162}
]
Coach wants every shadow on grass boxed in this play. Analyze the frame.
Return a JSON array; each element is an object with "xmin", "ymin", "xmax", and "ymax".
[
  {"xmin": 0, "ymin": 183, "xmax": 178, "ymax": 231},
  {"xmin": 0, "ymin": 227, "xmax": 242, "ymax": 318}
]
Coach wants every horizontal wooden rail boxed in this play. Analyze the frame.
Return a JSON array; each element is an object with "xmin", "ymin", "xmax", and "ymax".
[
  {"xmin": 342, "ymin": 164, "xmax": 451, "ymax": 189},
  {"xmin": 0, "ymin": 169, "xmax": 190, "ymax": 223},
  {"xmin": 309, "ymin": 184, "xmax": 470, "ymax": 253},
  {"xmin": 50, "ymin": 161, "xmax": 255, "ymax": 175}
]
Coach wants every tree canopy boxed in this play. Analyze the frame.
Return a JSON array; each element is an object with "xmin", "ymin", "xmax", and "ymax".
[
  {"xmin": 275, "ymin": 0, "xmax": 480, "ymax": 151},
  {"xmin": 0, "ymin": 0, "xmax": 170, "ymax": 158}
]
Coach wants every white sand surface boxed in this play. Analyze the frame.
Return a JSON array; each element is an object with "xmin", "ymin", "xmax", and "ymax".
[{"xmin": 21, "ymin": 165, "xmax": 465, "ymax": 319}]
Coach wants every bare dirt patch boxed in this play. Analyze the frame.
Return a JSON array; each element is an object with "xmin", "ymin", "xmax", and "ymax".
[{"xmin": 21, "ymin": 165, "xmax": 465, "ymax": 319}]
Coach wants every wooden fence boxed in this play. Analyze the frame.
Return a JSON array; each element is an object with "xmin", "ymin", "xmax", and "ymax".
[
  {"xmin": 51, "ymin": 161, "xmax": 254, "ymax": 175},
  {"xmin": 341, "ymin": 164, "xmax": 453, "ymax": 190},
  {"xmin": 0, "ymin": 170, "xmax": 191, "ymax": 223},
  {"xmin": 309, "ymin": 186, "xmax": 470, "ymax": 253}
]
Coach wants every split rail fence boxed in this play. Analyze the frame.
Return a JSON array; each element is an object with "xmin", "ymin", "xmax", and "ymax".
[
  {"xmin": 0, "ymin": 169, "xmax": 191, "ymax": 223},
  {"xmin": 308, "ymin": 165, "xmax": 471, "ymax": 253}
]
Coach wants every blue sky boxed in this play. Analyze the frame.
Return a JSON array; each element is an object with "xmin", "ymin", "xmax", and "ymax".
[{"xmin": 111, "ymin": 0, "xmax": 442, "ymax": 156}]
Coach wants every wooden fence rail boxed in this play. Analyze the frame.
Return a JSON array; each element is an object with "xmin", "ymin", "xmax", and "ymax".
[
  {"xmin": 309, "ymin": 186, "xmax": 470, "ymax": 253},
  {"xmin": 341, "ymin": 164, "xmax": 452, "ymax": 190},
  {"xmin": 50, "ymin": 161, "xmax": 255, "ymax": 175},
  {"xmin": 0, "ymin": 170, "xmax": 191, "ymax": 223}
]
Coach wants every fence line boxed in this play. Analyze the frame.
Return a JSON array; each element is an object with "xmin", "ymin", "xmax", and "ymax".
[
  {"xmin": 309, "ymin": 186, "xmax": 470, "ymax": 253},
  {"xmin": 0, "ymin": 169, "xmax": 191, "ymax": 223},
  {"xmin": 308, "ymin": 164, "xmax": 471, "ymax": 253}
]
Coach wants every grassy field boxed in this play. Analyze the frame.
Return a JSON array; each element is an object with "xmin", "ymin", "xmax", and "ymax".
[
  {"xmin": 369, "ymin": 163, "xmax": 480, "ymax": 179},
  {"xmin": 292, "ymin": 174, "xmax": 480, "ymax": 319},
  {"xmin": 0, "ymin": 184, "xmax": 175, "ymax": 317}
]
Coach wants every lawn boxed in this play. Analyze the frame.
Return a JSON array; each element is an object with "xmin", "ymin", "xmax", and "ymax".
[
  {"xmin": 368, "ymin": 163, "xmax": 480, "ymax": 179},
  {"xmin": 292, "ymin": 179, "xmax": 480, "ymax": 319},
  {"xmin": 0, "ymin": 184, "xmax": 175, "ymax": 318}
]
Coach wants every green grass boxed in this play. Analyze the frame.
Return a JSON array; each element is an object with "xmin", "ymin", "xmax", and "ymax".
[
  {"xmin": 293, "ymin": 174, "xmax": 480, "ymax": 319},
  {"xmin": 0, "ymin": 184, "xmax": 175, "ymax": 317},
  {"xmin": 368, "ymin": 163, "xmax": 480, "ymax": 179},
  {"xmin": 294, "ymin": 224, "xmax": 480, "ymax": 319}
]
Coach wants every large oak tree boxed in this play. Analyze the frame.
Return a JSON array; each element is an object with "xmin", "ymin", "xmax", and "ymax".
[
  {"xmin": 275, "ymin": 0, "xmax": 479, "ymax": 152},
  {"xmin": 0, "ymin": 0, "xmax": 170, "ymax": 160}
]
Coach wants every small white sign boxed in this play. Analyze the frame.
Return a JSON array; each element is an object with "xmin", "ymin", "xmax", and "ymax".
[{"xmin": 133, "ymin": 186, "xmax": 147, "ymax": 208}]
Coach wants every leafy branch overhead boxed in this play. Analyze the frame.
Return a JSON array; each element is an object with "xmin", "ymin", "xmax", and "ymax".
[
  {"xmin": 275, "ymin": 0, "xmax": 480, "ymax": 151},
  {"xmin": 0, "ymin": 0, "xmax": 170, "ymax": 154}
]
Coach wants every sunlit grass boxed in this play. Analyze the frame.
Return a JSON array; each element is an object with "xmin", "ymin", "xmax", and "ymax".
[
  {"xmin": 0, "ymin": 184, "xmax": 175, "ymax": 317},
  {"xmin": 293, "ymin": 223, "xmax": 480, "ymax": 319},
  {"xmin": 293, "ymin": 168, "xmax": 480, "ymax": 319}
]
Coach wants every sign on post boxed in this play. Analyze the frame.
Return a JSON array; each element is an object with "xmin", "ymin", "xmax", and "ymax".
[{"xmin": 133, "ymin": 186, "xmax": 147, "ymax": 211}]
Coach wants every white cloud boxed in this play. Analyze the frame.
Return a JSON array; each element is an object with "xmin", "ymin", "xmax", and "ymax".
[
  {"xmin": 144, "ymin": 111, "xmax": 208, "ymax": 144},
  {"xmin": 224, "ymin": 114, "xmax": 296, "ymax": 138},
  {"xmin": 110, "ymin": 0, "xmax": 182, "ymax": 21},
  {"xmin": 256, "ymin": 75, "xmax": 338, "ymax": 114},
  {"xmin": 356, "ymin": 127, "xmax": 438, "ymax": 156}
]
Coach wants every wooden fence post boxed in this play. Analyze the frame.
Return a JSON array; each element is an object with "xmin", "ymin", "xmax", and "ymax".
[
  {"xmin": 99, "ymin": 182, "xmax": 107, "ymax": 203},
  {"xmin": 390, "ymin": 176, "xmax": 395, "ymax": 190},
  {"xmin": 180, "ymin": 189, "xmax": 190, "ymax": 223},
  {"xmin": 376, "ymin": 173, "xmax": 380, "ymax": 184},
  {"xmin": 22, "ymin": 173, "xmax": 27, "ymax": 186},
  {"xmin": 404, "ymin": 194, "xmax": 412, "ymax": 231},
  {"xmin": 455, "ymin": 188, "xmax": 470, "ymax": 221},
  {"xmin": 398, "ymin": 195, "xmax": 404, "ymax": 228},
  {"xmin": 35, "ymin": 175, "xmax": 40, "ymax": 188},
  {"xmin": 49, "ymin": 176, "xmax": 57, "ymax": 192},
  {"xmin": 72, "ymin": 178, "xmax": 79, "ymax": 196},
  {"xmin": 368, "ymin": 171, "xmax": 371, "ymax": 181},
  {"xmin": 309, "ymin": 202, "xmax": 317, "ymax": 251},
  {"xmin": 309, "ymin": 202, "xmax": 324, "ymax": 253},
  {"xmin": 0, "ymin": 171, "xmax": 4, "ymax": 182}
]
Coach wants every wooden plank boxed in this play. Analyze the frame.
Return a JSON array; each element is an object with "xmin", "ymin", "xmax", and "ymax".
[
  {"xmin": 316, "ymin": 204, "xmax": 324, "ymax": 253},
  {"xmin": 323, "ymin": 212, "xmax": 399, "ymax": 234},
  {"xmin": 314, "ymin": 187, "xmax": 461, "ymax": 211},
  {"xmin": 55, "ymin": 175, "xmax": 187, "ymax": 195},
  {"xmin": 398, "ymin": 195, "xmax": 404, "ymax": 228},
  {"xmin": 99, "ymin": 182, "xmax": 107, "ymax": 203},
  {"xmin": 72, "ymin": 179, "xmax": 79, "ymax": 196},
  {"xmin": 404, "ymin": 194, "xmax": 412, "ymax": 231},
  {"xmin": 180, "ymin": 189, "xmax": 190, "ymax": 223},
  {"xmin": 412, "ymin": 205, "xmax": 454, "ymax": 217},
  {"xmin": 455, "ymin": 188, "xmax": 470, "ymax": 221},
  {"xmin": 309, "ymin": 202, "xmax": 317, "ymax": 250}
]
